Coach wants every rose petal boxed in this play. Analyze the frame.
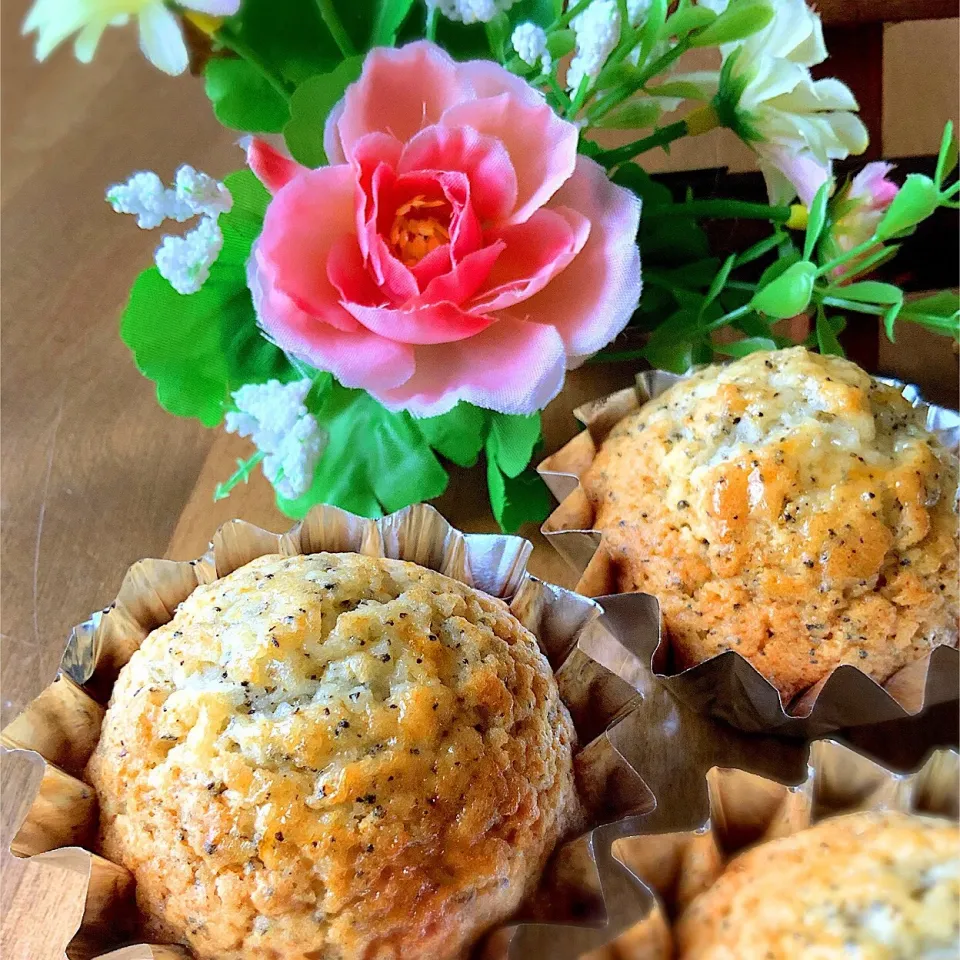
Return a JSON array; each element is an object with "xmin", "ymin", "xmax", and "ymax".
[
  {"xmin": 376, "ymin": 317, "xmax": 567, "ymax": 417},
  {"xmin": 249, "ymin": 251, "xmax": 414, "ymax": 390},
  {"xmin": 331, "ymin": 42, "xmax": 473, "ymax": 162},
  {"xmin": 258, "ymin": 165, "xmax": 364, "ymax": 320},
  {"xmin": 246, "ymin": 138, "xmax": 306, "ymax": 194},
  {"xmin": 416, "ymin": 241, "xmax": 505, "ymax": 306},
  {"xmin": 456, "ymin": 58, "xmax": 547, "ymax": 107},
  {"xmin": 399, "ymin": 125, "xmax": 519, "ymax": 222},
  {"xmin": 439, "ymin": 94, "xmax": 578, "ymax": 225},
  {"xmin": 343, "ymin": 299, "xmax": 495, "ymax": 345},
  {"xmin": 327, "ymin": 235, "xmax": 385, "ymax": 307},
  {"xmin": 469, "ymin": 207, "xmax": 589, "ymax": 313},
  {"xmin": 359, "ymin": 163, "xmax": 420, "ymax": 302},
  {"xmin": 521, "ymin": 156, "xmax": 641, "ymax": 361}
]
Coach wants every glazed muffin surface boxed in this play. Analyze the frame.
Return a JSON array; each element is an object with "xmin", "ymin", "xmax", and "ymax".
[
  {"xmin": 86, "ymin": 552, "xmax": 580, "ymax": 960},
  {"xmin": 676, "ymin": 811, "xmax": 960, "ymax": 958},
  {"xmin": 582, "ymin": 347, "xmax": 959, "ymax": 701}
]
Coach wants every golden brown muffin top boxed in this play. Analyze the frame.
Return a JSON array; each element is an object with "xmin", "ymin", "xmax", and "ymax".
[
  {"xmin": 87, "ymin": 553, "xmax": 579, "ymax": 960},
  {"xmin": 677, "ymin": 811, "xmax": 960, "ymax": 958},
  {"xmin": 583, "ymin": 347, "xmax": 958, "ymax": 700}
]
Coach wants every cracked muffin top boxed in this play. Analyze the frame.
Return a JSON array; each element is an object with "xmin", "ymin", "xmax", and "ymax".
[
  {"xmin": 582, "ymin": 347, "xmax": 958, "ymax": 701},
  {"xmin": 677, "ymin": 811, "xmax": 960, "ymax": 958},
  {"xmin": 87, "ymin": 552, "xmax": 580, "ymax": 960}
]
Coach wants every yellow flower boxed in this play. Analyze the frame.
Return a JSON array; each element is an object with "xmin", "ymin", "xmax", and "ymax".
[{"xmin": 23, "ymin": 0, "xmax": 239, "ymax": 75}]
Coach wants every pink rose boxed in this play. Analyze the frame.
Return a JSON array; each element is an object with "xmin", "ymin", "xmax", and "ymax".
[{"xmin": 246, "ymin": 41, "xmax": 641, "ymax": 416}]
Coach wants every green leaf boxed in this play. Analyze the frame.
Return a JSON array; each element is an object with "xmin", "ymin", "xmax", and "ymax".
[
  {"xmin": 283, "ymin": 57, "xmax": 364, "ymax": 166},
  {"xmin": 484, "ymin": 13, "xmax": 510, "ymax": 60},
  {"xmin": 900, "ymin": 290, "xmax": 960, "ymax": 340},
  {"xmin": 415, "ymin": 403, "xmax": 490, "ymax": 467},
  {"xmin": 702, "ymin": 254, "xmax": 736, "ymax": 311},
  {"xmin": 121, "ymin": 268, "xmax": 290, "ymax": 427},
  {"xmin": 121, "ymin": 170, "xmax": 291, "ymax": 426},
  {"xmin": 816, "ymin": 311, "xmax": 845, "ymax": 356},
  {"xmin": 935, "ymin": 120, "xmax": 958, "ymax": 187},
  {"xmin": 434, "ymin": 17, "xmax": 493, "ymax": 61},
  {"xmin": 714, "ymin": 336, "xmax": 777, "ymax": 358},
  {"xmin": 546, "ymin": 28, "xmax": 576, "ymax": 58},
  {"xmin": 218, "ymin": 0, "xmax": 341, "ymax": 86},
  {"xmin": 277, "ymin": 382, "xmax": 449, "ymax": 519},
  {"xmin": 489, "ymin": 413, "xmax": 542, "ymax": 478},
  {"xmin": 875, "ymin": 174, "xmax": 940, "ymax": 240},
  {"xmin": 485, "ymin": 456, "xmax": 552, "ymax": 533},
  {"xmin": 835, "ymin": 281, "xmax": 903, "ymax": 306},
  {"xmin": 371, "ymin": 0, "xmax": 417, "ymax": 45},
  {"xmin": 643, "ymin": 307, "xmax": 703, "ymax": 372},
  {"xmin": 751, "ymin": 260, "xmax": 817, "ymax": 319},
  {"xmin": 646, "ymin": 79, "xmax": 712, "ymax": 100},
  {"xmin": 666, "ymin": 4, "xmax": 716, "ymax": 36},
  {"xmin": 595, "ymin": 98, "xmax": 663, "ymax": 129},
  {"xmin": 637, "ymin": 0, "xmax": 668, "ymax": 65},
  {"xmin": 803, "ymin": 180, "xmax": 831, "ymax": 261},
  {"xmin": 204, "ymin": 59, "xmax": 290, "ymax": 133},
  {"xmin": 883, "ymin": 299, "xmax": 902, "ymax": 342},
  {"xmin": 756, "ymin": 248, "xmax": 801, "ymax": 288},
  {"xmin": 690, "ymin": 0, "xmax": 773, "ymax": 47},
  {"xmin": 734, "ymin": 230, "xmax": 784, "ymax": 267}
]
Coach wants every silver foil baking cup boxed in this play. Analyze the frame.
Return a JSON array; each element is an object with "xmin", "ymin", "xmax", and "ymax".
[
  {"xmin": 2, "ymin": 503, "xmax": 664, "ymax": 960},
  {"xmin": 604, "ymin": 737, "xmax": 959, "ymax": 959},
  {"xmin": 537, "ymin": 369, "xmax": 960, "ymax": 739}
]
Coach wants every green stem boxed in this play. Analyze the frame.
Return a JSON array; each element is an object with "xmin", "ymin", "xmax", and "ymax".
[
  {"xmin": 545, "ymin": 74, "xmax": 572, "ymax": 111},
  {"xmin": 703, "ymin": 303, "xmax": 752, "ymax": 332},
  {"xmin": 821, "ymin": 297, "xmax": 886, "ymax": 316},
  {"xmin": 549, "ymin": 0, "xmax": 593, "ymax": 31},
  {"xmin": 215, "ymin": 25, "xmax": 294, "ymax": 99},
  {"xmin": 647, "ymin": 199, "xmax": 793, "ymax": 222},
  {"xmin": 816, "ymin": 236, "xmax": 880, "ymax": 277},
  {"xmin": 214, "ymin": 451, "xmax": 266, "ymax": 502},
  {"xmin": 426, "ymin": 5, "xmax": 438, "ymax": 41},
  {"xmin": 593, "ymin": 119, "xmax": 688, "ymax": 167},
  {"xmin": 566, "ymin": 73, "xmax": 591, "ymax": 120},
  {"xmin": 314, "ymin": 0, "xmax": 356, "ymax": 57}
]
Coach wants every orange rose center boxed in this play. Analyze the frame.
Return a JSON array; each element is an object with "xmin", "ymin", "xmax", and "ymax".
[{"xmin": 390, "ymin": 196, "xmax": 450, "ymax": 266}]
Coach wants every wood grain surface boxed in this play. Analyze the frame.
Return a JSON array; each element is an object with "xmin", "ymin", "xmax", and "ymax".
[{"xmin": 1, "ymin": 2, "xmax": 958, "ymax": 958}]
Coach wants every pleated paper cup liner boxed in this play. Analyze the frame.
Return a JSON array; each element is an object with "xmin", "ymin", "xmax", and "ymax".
[
  {"xmin": 2, "ymin": 503, "xmax": 669, "ymax": 960},
  {"xmin": 590, "ymin": 738, "xmax": 959, "ymax": 960},
  {"xmin": 537, "ymin": 370, "xmax": 960, "ymax": 741}
]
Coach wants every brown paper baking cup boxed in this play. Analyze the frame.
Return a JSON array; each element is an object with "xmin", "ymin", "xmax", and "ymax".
[
  {"xmin": 2, "ymin": 503, "xmax": 662, "ymax": 960},
  {"xmin": 598, "ymin": 738, "xmax": 959, "ymax": 960},
  {"xmin": 538, "ymin": 370, "xmax": 960, "ymax": 739}
]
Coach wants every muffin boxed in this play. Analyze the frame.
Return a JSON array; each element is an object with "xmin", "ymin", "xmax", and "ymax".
[
  {"xmin": 676, "ymin": 810, "xmax": 960, "ymax": 958},
  {"xmin": 582, "ymin": 347, "xmax": 959, "ymax": 701},
  {"xmin": 86, "ymin": 552, "xmax": 581, "ymax": 960}
]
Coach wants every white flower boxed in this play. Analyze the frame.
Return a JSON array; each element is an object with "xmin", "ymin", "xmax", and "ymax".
[
  {"xmin": 155, "ymin": 216, "xmax": 223, "ymax": 295},
  {"xmin": 425, "ymin": 0, "xmax": 515, "ymax": 25},
  {"xmin": 707, "ymin": 0, "xmax": 868, "ymax": 204},
  {"xmin": 225, "ymin": 379, "xmax": 326, "ymax": 501},
  {"xmin": 512, "ymin": 22, "xmax": 548, "ymax": 67},
  {"xmin": 107, "ymin": 165, "xmax": 232, "ymax": 294},
  {"xmin": 23, "ymin": 0, "xmax": 240, "ymax": 75},
  {"xmin": 175, "ymin": 165, "xmax": 233, "ymax": 219},
  {"xmin": 626, "ymin": 0, "xmax": 651, "ymax": 27},
  {"xmin": 106, "ymin": 171, "xmax": 180, "ymax": 230},
  {"xmin": 107, "ymin": 165, "xmax": 231, "ymax": 227},
  {"xmin": 567, "ymin": 0, "xmax": 621, "ymax": 92}
]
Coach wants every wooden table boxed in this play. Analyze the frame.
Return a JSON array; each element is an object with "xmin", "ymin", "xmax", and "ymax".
[{"xmin": 2, "ymin": 2, "xmax": 957, "ymax": 957}]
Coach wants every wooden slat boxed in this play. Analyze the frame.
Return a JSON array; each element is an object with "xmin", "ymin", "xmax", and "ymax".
[{"xmin": 819, "ymin": 0, "xmax": 958, "ymax": 24}]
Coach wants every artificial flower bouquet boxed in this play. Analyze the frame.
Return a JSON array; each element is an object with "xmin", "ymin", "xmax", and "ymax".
[{"xmin": 25, "ymin": 0, "xmax": 960, "ymax": 530}]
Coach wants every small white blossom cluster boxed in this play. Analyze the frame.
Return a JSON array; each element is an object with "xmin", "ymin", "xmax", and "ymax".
[
  {"xmin": 511, "ymin": 23, "xmax": 551, "ymax": 73},
  {"xmin": 567, "ymin": 0, "xmax": 621, "ymax": 93},
  {"xmin": 426, "ymin": 0, "xmax": 515, "ymax": 24},
  {"xmin": 155, "ymin": 216, "xmax": 224, "ymax": 295},
  {"xmin": 225, "ymin": 379, "xmax": 327, "ymax": 501},
  {"xmin": 106, "ymin": 165, "xmax": 232, "ymax": 295}
]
